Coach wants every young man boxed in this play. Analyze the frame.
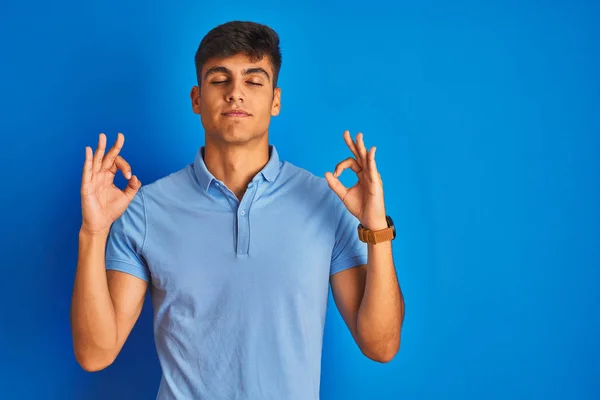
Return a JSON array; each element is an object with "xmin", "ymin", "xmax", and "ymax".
[{"xmin": 71, "ymin": 20, "xmax": 404, "ymax": 399}]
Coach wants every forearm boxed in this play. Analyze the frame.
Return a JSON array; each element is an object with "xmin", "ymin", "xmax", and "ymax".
[
  {"xmin": 356, "ymin": 240, "xmax": 404, "ymax": 361},
  {"xmin": 71, "ymin": 228, "xmax": 118, "ymax": 366}
]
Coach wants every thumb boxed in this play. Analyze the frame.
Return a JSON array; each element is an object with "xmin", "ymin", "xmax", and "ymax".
[
  {"xmin": 325, "ymin": 172, "xmax": 348, "ymax": 201},
  {"xmin": 123, "ymin": 175, "xmax": 142, "ymax": 199}
]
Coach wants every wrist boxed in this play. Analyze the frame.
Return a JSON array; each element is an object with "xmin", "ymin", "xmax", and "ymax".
[
  {"xmin": 79, "ymin": 225, "xmax": 110, "ymax": 239},
  {"xmin": 360, "ymin": 218, "xmax": 388, "ymax": 231}
]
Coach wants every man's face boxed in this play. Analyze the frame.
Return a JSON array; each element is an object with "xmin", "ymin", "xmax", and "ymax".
[{"xmin": 191, "ymin": 53, "xmax": 281, "ymax": 145}]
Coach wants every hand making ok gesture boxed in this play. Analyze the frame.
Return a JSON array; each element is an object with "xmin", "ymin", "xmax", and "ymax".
[
  {"xmin": 80, "ymin": 133, "xmax": 142, "ymax": 235},
  {"xmin": 325, "ymin": 130, "xmax": 388, "ymax": 231}
]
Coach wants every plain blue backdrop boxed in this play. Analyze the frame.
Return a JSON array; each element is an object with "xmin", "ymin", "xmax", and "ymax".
[{"xmin": 1, "ymin": 0, "xmax": 598, "ymax": 399}]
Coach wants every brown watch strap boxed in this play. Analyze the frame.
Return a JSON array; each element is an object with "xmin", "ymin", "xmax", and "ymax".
[{"xmin": 357, "ymin": 225, "xmax": 395, "ymax": 244}]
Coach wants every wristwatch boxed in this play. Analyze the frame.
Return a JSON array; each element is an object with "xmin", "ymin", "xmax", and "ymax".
[{"xmin": 357, "ymin": 215, "xmax": 396, "ymax": 244}]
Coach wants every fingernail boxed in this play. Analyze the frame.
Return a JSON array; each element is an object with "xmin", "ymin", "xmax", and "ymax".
[{"xmin": 126, "ymin": 172, "xmax": 132, "ymax": 179}]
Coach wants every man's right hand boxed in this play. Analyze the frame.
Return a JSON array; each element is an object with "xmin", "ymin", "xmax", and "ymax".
[{"xmin": 80, "ymin": 133, "xmax": 142, "ymax": 235}]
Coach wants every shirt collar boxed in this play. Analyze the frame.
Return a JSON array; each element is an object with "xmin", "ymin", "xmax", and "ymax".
[{"xmin": 193, "ymin": 144, "xmax": 281, "ymax": 191}]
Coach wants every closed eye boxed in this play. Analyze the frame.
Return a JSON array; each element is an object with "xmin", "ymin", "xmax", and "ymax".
[{"xmin": 210, "ymin": 81, "xmax": 262, "ymax": 86}]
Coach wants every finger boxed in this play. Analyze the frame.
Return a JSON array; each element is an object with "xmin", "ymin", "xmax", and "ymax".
[
  {"xmin": 109, "ymin": 155, "xmax": 132, "ymax": 180},
  {"xmin": 123, "ymin": 175, "xmax": 142, "ymax": 199},
  {"xmin": 356, "ymin": 132, "xmax": 368, "ymax": 166},
  {"xmin": 324, "ymin": 171, "xmax": 349, "ymax": 201},
  {"xmin": 333, "ymin": 157, "xmax": 362, "ymax": 178},
  {"xmin": 92, "ymin": 133, "xmax": 107, "ymax": 173},
  {"xmin": 368, "ymin": 146, "xmax": 380, "ymax": 184},
  {"xmin": 343, "ymin": 130, "xmax": 361, "ymax": 166},
  {"xmin": 82, "ymin": 146, "xmax": 93, "ymax": 187},
  {"xmin": 101, "ymin": 132, "xmax": 125, "ymax": 171}
]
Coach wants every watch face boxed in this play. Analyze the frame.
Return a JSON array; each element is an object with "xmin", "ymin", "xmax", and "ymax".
[{"xmin": 386, "ymin": 215, "xmax": 396, "ymax": 239}]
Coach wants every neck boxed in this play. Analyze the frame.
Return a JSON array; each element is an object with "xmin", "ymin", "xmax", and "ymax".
[{"xmin": 203, "ymin": 137, "xmax": 270, "ymax": 200}]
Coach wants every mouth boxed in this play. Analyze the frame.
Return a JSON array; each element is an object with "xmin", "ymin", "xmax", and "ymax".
[{"xmin": 222, "ymin": 110, "xmax": 251, "ymax": 117}]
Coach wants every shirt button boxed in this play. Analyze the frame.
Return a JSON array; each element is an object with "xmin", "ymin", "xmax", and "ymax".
[{"xmin": 240, "ymin": 210, "xmax": 246, "ymax": 216}]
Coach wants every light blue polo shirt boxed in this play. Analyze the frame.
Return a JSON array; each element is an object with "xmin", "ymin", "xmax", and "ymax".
[{"xmin": 105, "ymin": 144, "xmax": 368, "ymax": 399}]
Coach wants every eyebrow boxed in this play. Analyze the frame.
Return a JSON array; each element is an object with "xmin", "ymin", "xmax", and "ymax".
[{"xmin": 203, "ymin": 66, "xmax": 271, "ymax": 82}]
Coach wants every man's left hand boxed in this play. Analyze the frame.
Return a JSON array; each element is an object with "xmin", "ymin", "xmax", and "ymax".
[{"xmin": 325, "ymin": 130, "xmax": 388, "ymax": 231}]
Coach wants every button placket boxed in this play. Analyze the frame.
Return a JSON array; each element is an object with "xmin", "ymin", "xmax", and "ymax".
[{"xmin": 235, "ymin": 182, "xmax": 258, "ymax": 256}]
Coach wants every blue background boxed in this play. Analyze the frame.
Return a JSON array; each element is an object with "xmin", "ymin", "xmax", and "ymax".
[{"xmin": 1, "ymin": 0, "xmax": 598, "ymax": 399}]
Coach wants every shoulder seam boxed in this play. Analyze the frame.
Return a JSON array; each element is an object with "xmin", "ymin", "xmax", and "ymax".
[{"xmin": 140, "ymin": 188, "xmax": 148, "ymax": 255}]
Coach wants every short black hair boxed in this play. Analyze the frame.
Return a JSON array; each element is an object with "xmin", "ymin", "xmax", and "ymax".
[{"xmin": 194, "ymin": 21, "xmax": 282, "ymax": 88}]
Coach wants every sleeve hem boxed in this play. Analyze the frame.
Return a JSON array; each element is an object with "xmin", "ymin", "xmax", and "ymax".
[
  {"xmin": 330, "ymin": 254, "xmax": 368, "ymax": 276},
  {"xmin": 106, "ymin": 259, "xmax": 150, "ymax": 282}
]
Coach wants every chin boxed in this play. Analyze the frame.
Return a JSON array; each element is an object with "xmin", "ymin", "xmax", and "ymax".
[{"xmin": 209, "ymin": 128, "xmax": 259, "ymax": 145}]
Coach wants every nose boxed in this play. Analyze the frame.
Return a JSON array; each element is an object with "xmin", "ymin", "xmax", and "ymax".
[{"xmin": 225, "ymin": 79, "xmax": 244, "ymax": 103}]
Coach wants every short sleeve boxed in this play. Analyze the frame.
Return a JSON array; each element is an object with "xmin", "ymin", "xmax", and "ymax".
[
  {"xmin": 329, "ymin": 194, "xmax": 368, "ymax": 276},
  {"xmin": 105, "ymin": 189, "xmax": 151, "ymax": 282}
]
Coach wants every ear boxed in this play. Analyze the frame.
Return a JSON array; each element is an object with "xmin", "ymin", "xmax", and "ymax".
[
  {"xmin": 190, "ymin": 86, "xmax": 201, "ymax": 115},
  {"xmin": 271, "ymin": 87, "xmax": 281, "ymax": 116}
]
